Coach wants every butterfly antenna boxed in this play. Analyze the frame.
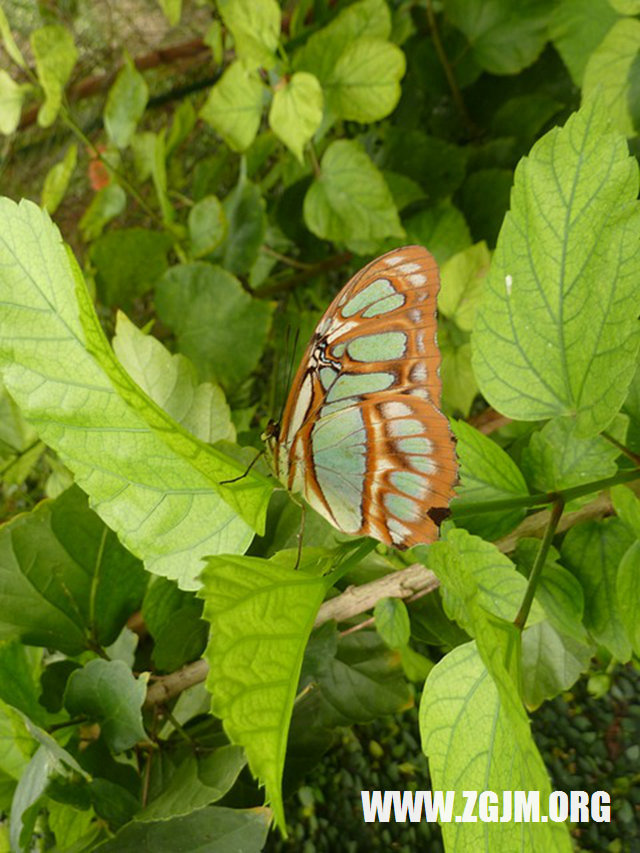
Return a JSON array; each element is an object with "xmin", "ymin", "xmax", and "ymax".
[{"xmin": 278, "ymin": 325, "xmax": 300, "ymax": 426}]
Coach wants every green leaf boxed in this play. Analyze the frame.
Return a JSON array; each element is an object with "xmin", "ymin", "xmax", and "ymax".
[
  {"xmin": 90, "ymin": 227, "xmax": 171, "ymax": 308},
  {"xmin": 9, "ymin": 717, "xmax": 89, "ymax": 853},
  {"xmin": 421, "ymin": 643, "xmax": 572, "ymax": 852},
  {"xmin": 155, "ymin": 262, "xmax": 273, "ymax": 390},
  {"xmin": 443, "ymin": 0, "xmax": 554, "ymax": 74},
  {"xmin": 373, "ymin": 598, "xmax": 410, "ymax": 649},
  {"xmin": 472, "ymin": 100, "xmax": 640, "ymax": 437},
  {"xmin": 0, "ymin": 642, "xmax": 44, "ymax": 724},
  {"xmin": 269, "ymin": 72, "xmax": 322, "ymax": 163},
  {"xmin": 0, "ymin": 486, "xmax": 146, "ymax": 654},
  {"xmin": 440, "ymin": 338, "xmax": 478, "ymax": 417},
  {"xmin": 104, "ymin": 56, "xmax": 149, "ymax": 148},
  {"xmin": 0, "ymin": 700, "xmax": 31, "ymax": 782},
  {"xmin": 94, "ymin": 805, "xmax": 270, "ymax": 852},
  {"xmin": 30, "ymin": 25, "xmax": 77, "ymax": 127},
  {"xmin": 217, "ymin": 173, "xmax": 267, "ymax": 274},
  {"xmin": 0, "ymin": 7, "xmax": 26, "ymax": 69},
  {"xmin": 514, "ymin": 541, "xmax": 593, "ymax": 707},
  {"xmin": 157, "ymin": 0, "xmax": 182, "ymax": 26},
  {"xmin": 218, "ymin": 0, "xmax": 280, "ymax": 69},
  {"xmin": 150, "ymin": 129, "xmax": 174, "ymax": 224},
  {"xmin": 0, "ymin": 199, "xmax": 270, "ymax": 588},
  {"xmin": 139, "ymin": 747, "xmax": 246, "ymax": 821},
  {"xmin": 188, "ymin": 195, "xmax": 227, "ymax": 258},
  {"xmin": 617, "ymin": 540, "xmax": 640, "ymax": 655},
  {"xmin": 47, "ymin": 801, "xmax": 97, "ymax": 852},
  {"xmin": 451, "ymin": 420, "xmax": 529, "ymax": 539},
  {"xmin": 583, "ymin": 17, "xmax": 640, "ymax": 137},
  {"xmin": 79, "ymin": 184, "xmax": 126, "ymax": 242},
  {"xmin": 458, "ymin": 168, "xmax": 513, "ymax": 248},
  {"xmin": 198, "ymin": 552, "xmax": 332, "ymax": 831},
  {"xmin": 0, "ymin": 70, "xmax": 26, "ymax": 135},
  {"xmin": 41, "ymin": 144, "xmax": 77, "ymax": 215},
  {"xmin": 404, "ymin": 202, "xmax": 471, "ymax": 265},
  {"xmin": 303, "ymin": 139, "xmax": 404, "ymax": 253},
  {"xmin": 113, "ymin": 312, "xmax": 235, "ymax": 443},
  {"xmin": 300, "ymin": 627, "xmax": 412, "ymax": 727},
  {"xmin": 611, "ymin": 483, "xmax": 640, "ymax": 537},
  {"xmin": 438, "ymin": 242, "xmax": 490, "ymax": 332},
  {"xmin": 378, "ymin": 128, "xmax": 468, "ymax": 201},
  {"xmin": 200, "ymin": 61, "xmax": 264, "ymax": 152},
  {"xmin": 324, "ymin": 37, "xmax": 405, "ymax": 122},
  {"xmin": 427, "ymin": 529, "xmax": 542, "ymax": 632},
  {"xmin": 294, "ymin": 0, "xmax": 391, "ymax": 84},
  {"xmin": 521, "ymin": 416, "xmax": 621, "ymax": 503},
  {"xmin": 562, "ymin": 518, "xmax": 635, "ymax": 661},
  {"xmin": 549, "ymin": 0, "xmax": 618, "ymax": 85},
  {"xmin": 64, "ymin": 659, "xmax": 146, "ymax": 753}
]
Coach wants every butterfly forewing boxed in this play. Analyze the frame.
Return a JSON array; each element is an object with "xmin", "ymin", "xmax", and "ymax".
[{"xmin": 274, "ymin": 245, "xmax": 457, "ymax": 548}]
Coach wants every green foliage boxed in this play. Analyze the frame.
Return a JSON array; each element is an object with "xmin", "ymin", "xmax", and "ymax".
[{"xmin": 0, "ymin": 2, "xmax": 639, "ymax": 851}]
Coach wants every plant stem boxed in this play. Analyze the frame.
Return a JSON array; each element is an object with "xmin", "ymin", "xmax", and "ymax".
[
  {"xmin": 514, "ymin": 496, "xmax": 564, "ymax": 631},
  {"xmin": 602, "ymin": 430, "xmax": 640, "ymax": 466},
  {"xmin": 425, "ymin": 0, "xmax": 476, "ymax": 136},
  {"xmin": 453, "ymin": 467, "xmax": 640, "ymax": 516}
]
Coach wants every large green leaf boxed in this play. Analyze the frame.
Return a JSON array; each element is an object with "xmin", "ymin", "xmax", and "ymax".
[
  {"xmin": 443, "ymin": 0, "xmax": 554, "ymax": 74},
  {"xmin": 0, "ymin": 486, "xmax": 146, "ymax": 654},
  {"xmin": 303, "ymin": 139, "xmax": 404, "ymax": 253},
  {"xmin": 155, "ymin": 262, "xmax": 273, "ymax": 390},
  {"xmin": 421, "ymin": 643, "xmax": 571, "ymax": 852},
  {"xmin": 112, "ymin": 313, "xmax": 235, "ymax": 444},
  {"xmin": 200, "ymin": 61, "xmax": 264, "ymax": 152},
  {"xmin": 104, "ymin": 56, "xmax": 149, "ymax": 148},
  {"xmin": 198, "ymin": 552, "xmax": 333, "ymax": 831},
  {"xmin": 617, "ymin": 540, "xmax": 640, "ymax": 656},
  {"xmin": 217, "ymin": 173, "xmax": 267, "ymax": 274},
  {"xmin": 472, "ymin": 100, "xmax": 640, "ymax": 437},
  {"xmin": 30, "ymin": 25, "xmax": 77, "ymax": 127},
  {"xmin": 420, "ymin": 530, "xmax": 571, "ymax": 850},
  {"xmin": 582, "ymin": 17, "xmax": 640, "ymax": 137},
  {"xmin": 0, "ymin": 199, "xmax": 271, "ymax": 588}
]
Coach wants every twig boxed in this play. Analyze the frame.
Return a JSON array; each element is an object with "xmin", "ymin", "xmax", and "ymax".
[{"xmin": 514, "ymin": 496, "xmax": 564, "ymax": 630}]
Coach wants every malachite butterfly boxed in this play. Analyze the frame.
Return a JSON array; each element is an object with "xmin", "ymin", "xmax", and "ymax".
[{"xmin": 267, "ymin": 245, "xmax": 458, "ymax": 549}]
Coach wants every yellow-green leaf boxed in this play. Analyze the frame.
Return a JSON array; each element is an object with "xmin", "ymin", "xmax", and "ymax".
[{"xmin": 268, "ymin": 72, "xmax": 322, "ymax": 163}]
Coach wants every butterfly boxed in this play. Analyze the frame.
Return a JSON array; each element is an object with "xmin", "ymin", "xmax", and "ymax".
[{"xmin": 266, "ymin": 245, "xmax": 458, "ymax": 549}]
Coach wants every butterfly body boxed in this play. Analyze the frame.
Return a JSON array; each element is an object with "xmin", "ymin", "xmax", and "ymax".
[{"xmin": 269, "ymin": 245, "xmax": 457, "ymax": 549}]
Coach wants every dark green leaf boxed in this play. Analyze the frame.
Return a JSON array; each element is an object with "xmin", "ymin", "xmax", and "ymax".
[
  {"xmin": 90, "ymin": 228, "xmax": 172, "ymax": 308},
  {"xmin": 0, "ymin": 486, "xmax": 146, "ymax": 654},
  {"xmin": 155, "ymin": 262, "xmax": 273, "ymax": 390},
  {"xmin": 562, "ymin": 518, "xmax": 635, "ymax": 660},
  {"xmin": 94, "ymin": 805, "xmax": 270, "ymax": 853},
  {"xmin": 64, "ymin": 659, "xmax": 147, "ymax": 753}
]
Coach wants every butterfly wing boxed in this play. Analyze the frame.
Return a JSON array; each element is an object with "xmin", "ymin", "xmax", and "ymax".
[{"xmin": 275, "ymin": 245, "xmax": 457, "ymax": 548}]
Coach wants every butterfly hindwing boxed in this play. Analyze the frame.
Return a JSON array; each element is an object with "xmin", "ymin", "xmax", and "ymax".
[{"xmin": 275, "ymin": 245, "xmax": 457, "ymax": 548}]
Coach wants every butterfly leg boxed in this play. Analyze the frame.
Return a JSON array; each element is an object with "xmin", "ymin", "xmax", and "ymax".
[
  {"xmin": 294, "ymin": 501, "xmax": 306, "ymax": 571},
  {"xmin": 219, "ymin": 449, "xmax": 264, "ymax": 485}
]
